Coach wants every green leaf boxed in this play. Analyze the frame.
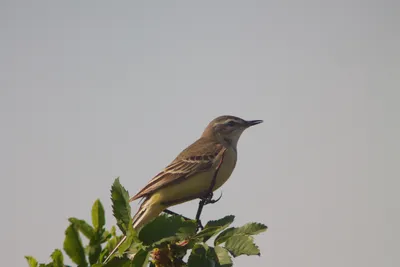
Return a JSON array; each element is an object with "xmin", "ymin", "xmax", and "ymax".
[
  {"xmin": 195, "ymin": 215, "xmax": 235, "ymax": 242},
  {"xmin": 50, "ymin": 249, "xmax": 64, "ymax": 267},
  {"xmin": 25, "ymin": 256, "xmax": 38, "ymax": 267},
  {"xmin": 187, "ymin": 244, "xmax": 215, "ymax": 267},
  {"xmin": 117, "ymin": 227, "xmax": 136, "ymax": 255},
  {"xmin": 224, "ymin": 235, "xmax": 260, "ymax": 257},
  {"xmin": 206, "ymin": 246, "xmax": 232, "ymax": 267},
  {"xmin": 131, "ymin": 249, "xmax": 150, "ymax": 267},
  {"xmin": 138, "ymin": 214, "xmax": 197, "ymax": 246},
  {"xmin": 88, "ymin": 244, "xmax": 102, "ymax": 265},
  {"xmin": 68, "ymin": 218, "xmax": 95, "ymax": 240},
  {"xmin": 103, "ymin": 257, "xmax": 132, "ymax": 267},
  {"xmin": 101, "ymin": 236, "xmax": 118, "ymax": 261},
  {"xmin": 110, "ymin": 226, "xmax": 117, "ymax": 237},
  {"xmin": 215, "ymin": 222, "xmax": 267, "ymax": 245},
  {"xmin": 214, "ymin": 246, "xmax": 233, "ymax": 267},
  {"xmin": 92, "ymin": 199, "xmax": 106, "ymax": 231},
  {"xmin": 101, "ymin": 230, "xmax": 112, "ymax": 243},
  {"xmin": 205, "ymin": 215, "xmax": 235, "ymax": 228},
  {"xmin": 111, "ymin": 177, "xmax": 131, "ymax": 234},
  {"xmin": 63, "ymin": 224, "xmax": 88, "ymax": 266}
]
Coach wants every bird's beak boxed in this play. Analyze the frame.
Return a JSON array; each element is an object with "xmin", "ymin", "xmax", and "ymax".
[{"xmin": 246, "ymin": 120, "xmax": 263, "ymax": 127}]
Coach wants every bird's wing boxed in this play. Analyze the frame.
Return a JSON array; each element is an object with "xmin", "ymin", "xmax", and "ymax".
[{"xmin": 129, "ymin": 138, "xmax": 225, "ymax": 202}]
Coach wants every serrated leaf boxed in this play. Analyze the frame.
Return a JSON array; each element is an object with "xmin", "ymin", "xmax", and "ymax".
[
  {"xmin": 215, "ymin": 222, "xmax": 267, "ymax": 245},
  {"xmin": 68, "ymin": 218, "xmax": 95, "ymax": 240},
  {"xmin": 25, "ymin": 256, "xmax": 38, "ymax": 267},
  {"xmin": 224, "ymin": 235, "xmax": 260, "ymax": 257},
  {"xmin": 111, "ymin": 178, "xmax": 131, "ymax": 234},
  {"xmin": 138, "ymin": 214, "xmax": 197, "ymax": 246},
  {"xmin": 92, "ymin": 199, "xmax": 106, "ymax": 231},
  {"xmin": 50, "ymin": 249, "xmax": 64, "ymax": 267},
  {"xmin": 195, "ymin": 215, "xmax": 235, "ymax": 242},
  {"xmin": 214, "ymin": 246, "xmax": 233, "ymax": 267},
  {"xmin": 131, "ymin": 249, "xmax": 150, "ymax": 267},
  {"xmin": 187, "ymin": 244, "xmax": 215, "ymax": 267},
  {"xmin": 205, "ymin": 215, "xmax": 235, "ymax": 228},
  {"xmin": 63, "ymin": 224, "xmax": 88, "ymax": 266}
]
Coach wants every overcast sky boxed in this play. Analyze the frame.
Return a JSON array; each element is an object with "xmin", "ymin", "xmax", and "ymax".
[{"xmin": 2, "ymin": 1, "xmax": 399, "ymax": 267}]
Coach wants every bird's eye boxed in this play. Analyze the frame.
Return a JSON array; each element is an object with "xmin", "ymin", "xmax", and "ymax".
[{"xmin": 226, "ymin": 121, "xmax": 235, "ymax": 127}]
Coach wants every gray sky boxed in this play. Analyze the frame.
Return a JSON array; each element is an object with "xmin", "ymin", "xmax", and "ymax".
[{"xmin": 2, "ymin": 1, "xmax": 399, "ymax": 266}]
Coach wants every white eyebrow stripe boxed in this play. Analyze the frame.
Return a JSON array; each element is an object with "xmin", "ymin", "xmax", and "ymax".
[{"xmin": 221, "ymin": 118, "xmax": 242, "ymax": 125}]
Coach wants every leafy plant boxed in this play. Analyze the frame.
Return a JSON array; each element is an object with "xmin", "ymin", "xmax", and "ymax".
[{"xmin": 25, "ymin": 178, "xmax": 267, "ymax": 266}]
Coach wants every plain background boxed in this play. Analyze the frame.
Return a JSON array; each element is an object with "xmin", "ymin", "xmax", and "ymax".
[{"xmin": 2, "ymin": 1, "xmax": 399, "ymax": 266}]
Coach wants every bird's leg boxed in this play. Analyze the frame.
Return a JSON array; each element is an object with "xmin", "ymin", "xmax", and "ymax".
[
  {"xmin": 195, "ymin": 191, "xmax": 223, "ymax": 231},
  {"xmin": 195, "ymin": 198, "xmax": 206, "ymax": 230},
  {"xmin": 197, "ymin": 220, "xmax": 204, "ymax": 231},
  {"xmin": 195, "ymin": 153, "xmax": 226, "ymax": 230},
  {"xmin": 163, "ymin": 209, "xmax": 192, "ymax": 221}
]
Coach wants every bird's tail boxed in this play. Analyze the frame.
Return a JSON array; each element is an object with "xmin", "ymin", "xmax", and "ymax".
[
  {"xmin": 104, "ymin": 195, "xmax": 164, "ymax": 263},
  {"xmin": 132, "ymin": 195, "xmax": 164, "ymax": 229}
]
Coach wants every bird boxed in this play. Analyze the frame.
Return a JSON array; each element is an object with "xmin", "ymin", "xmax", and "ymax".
[{"xmin": 104, "ymin": 115, "xmax": 262, "ymax": 262}]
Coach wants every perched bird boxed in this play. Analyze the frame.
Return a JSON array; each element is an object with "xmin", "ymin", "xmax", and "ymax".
[{"xmin": 105, "ymin": 115, "xmax": 262, "ymax": 262}]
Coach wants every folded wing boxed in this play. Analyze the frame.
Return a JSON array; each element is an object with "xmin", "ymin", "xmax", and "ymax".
[{"xmin": 129, "ymin": 138, "xmax": 225, "ymax": 202}]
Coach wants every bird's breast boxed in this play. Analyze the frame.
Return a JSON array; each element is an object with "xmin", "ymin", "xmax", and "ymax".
[{"xmin": 213, "ymin": 147, "xmax": 237, "ymax": 191}]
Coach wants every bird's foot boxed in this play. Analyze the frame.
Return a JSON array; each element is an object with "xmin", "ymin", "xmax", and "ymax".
[{"xmin": 201, "ymin": 192, "xmax": 222, "ymax": 205}]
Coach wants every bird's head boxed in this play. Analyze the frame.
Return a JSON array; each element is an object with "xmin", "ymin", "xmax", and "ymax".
[{"xmin": 202, "ymin": 115, "xmax": 263, "ymax": 148}]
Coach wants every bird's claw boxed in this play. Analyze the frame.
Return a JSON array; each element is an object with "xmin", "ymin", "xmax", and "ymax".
[{"xmin": 201, "ymin": 192, "xmax": 222, "ymax": 205}]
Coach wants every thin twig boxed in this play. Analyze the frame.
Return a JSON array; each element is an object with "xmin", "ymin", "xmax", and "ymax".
[{"xmin": 163, "ymin": 209, "xmax": 192, "ymax": 221}]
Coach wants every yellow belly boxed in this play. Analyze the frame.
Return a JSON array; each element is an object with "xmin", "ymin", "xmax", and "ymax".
[{"xmin": 154, "ymin": 147, "xmax": 237, "ymax": 207}]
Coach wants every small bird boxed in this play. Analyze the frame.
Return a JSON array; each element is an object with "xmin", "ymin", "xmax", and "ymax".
[{"xmin": 105, "ymin": 115, "xmax": 262, "ymax": 262}]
